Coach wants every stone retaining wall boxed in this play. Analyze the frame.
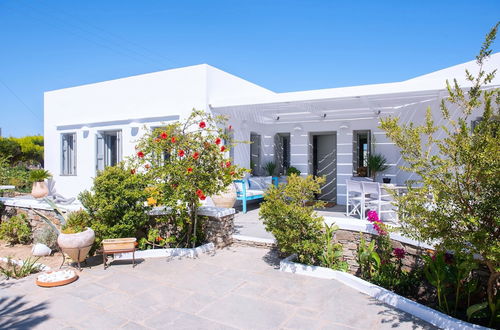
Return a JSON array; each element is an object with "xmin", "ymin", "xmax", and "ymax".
[
  {"xmin": 1, "ymin": 204, "xmax": 234, "ymax": 248},
  {"xmin": 335, "ymin": 229, "xmax": 428, "ymax": 273}
]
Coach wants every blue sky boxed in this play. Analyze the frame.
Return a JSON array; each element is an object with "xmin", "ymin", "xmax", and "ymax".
[{"xmin": 0, "ymin": 0, "xmax": 499, "ymax": 137}]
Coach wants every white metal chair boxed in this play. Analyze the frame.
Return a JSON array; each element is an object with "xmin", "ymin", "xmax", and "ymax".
[
  {"xmin": 346, "ymin": 179, "xmax": 369, "ymax": 220},
  {"xmin": 362, "ymin": 182, "xmax": 397, "ymax": 222}
]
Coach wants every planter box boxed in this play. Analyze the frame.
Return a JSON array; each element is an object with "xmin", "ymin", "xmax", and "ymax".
[{"xmin": 102, "ymin": 238, "xmax": 136, "ymax": 252}]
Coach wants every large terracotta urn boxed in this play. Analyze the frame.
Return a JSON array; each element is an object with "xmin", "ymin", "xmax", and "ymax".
[
  {"xmin": 31, "ymin": 181, "xmax": 49, "ymax": 198},
  {"xmin": 57, "ymin": 228, "xmax": 95, "ymax": 262},
  {"xmin": 211, "ymin": 184, "xmax": 237, "ymax": 208}
]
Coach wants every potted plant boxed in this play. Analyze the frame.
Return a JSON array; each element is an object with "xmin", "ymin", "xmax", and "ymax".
[
  {"xmin": 29, "ymin": 169, "xmax": 52, "ymax": 198},
  {"xmin": 367, "ymin": 154, "xmax": 389, "ymax": 181},
  {"xmin": 264, "ymin": 161, "xmax": 276, "ymax": 177}
]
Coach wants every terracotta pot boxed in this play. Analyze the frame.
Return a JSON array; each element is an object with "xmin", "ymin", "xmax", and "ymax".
[
  {"xmin": 57, "ymin": 228, "xmax": 95, "ymax": 262},
  {"xmin": 211, "ymin": 184, "xmax": 237, "ymax": 208},
  {"xmin": 31, "ymin": 181, "xmax": 48, "ymax": 198}
]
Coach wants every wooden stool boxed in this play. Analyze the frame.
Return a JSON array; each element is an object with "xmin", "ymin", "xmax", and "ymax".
[{"xmin": 101, "ymin": 238, "xmax": 137, "ymax": 269}]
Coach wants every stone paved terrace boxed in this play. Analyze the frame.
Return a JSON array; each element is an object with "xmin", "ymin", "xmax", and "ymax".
[{"xmin": 1, "ymin": 246, "xmax": 434, "ymax": 329}]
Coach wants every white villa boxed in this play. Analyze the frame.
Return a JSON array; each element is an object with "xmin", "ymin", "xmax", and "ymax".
[{"xmin": 44, "ymin": 54, "xmax": 500, "ymax": 204}]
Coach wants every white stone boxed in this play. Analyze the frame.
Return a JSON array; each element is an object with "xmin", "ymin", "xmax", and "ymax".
[{"xmin": 32, "ymin": 243, "xmax": 52, "ymax": 256}]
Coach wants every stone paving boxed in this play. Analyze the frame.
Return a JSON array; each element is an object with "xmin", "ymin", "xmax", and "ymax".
[{"xmin": 1, "ymin": 246, "xmax": 435, "ymax": 329}]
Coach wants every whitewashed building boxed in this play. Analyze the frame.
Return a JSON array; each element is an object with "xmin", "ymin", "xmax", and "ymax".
[{"xmin": 44, "ymin": 54, "xmax": 500, "ymax": 203}]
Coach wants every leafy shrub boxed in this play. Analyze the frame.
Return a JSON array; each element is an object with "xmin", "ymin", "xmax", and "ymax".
[
  {"xmin": 33, "ymin": 226, "xmax": 58, "ymax": 249},
  {"xmin": 62, "ymin": 210, "xmax": 92, "ymax": 234},
  {"xmin": 260, "ymin": 175, "xmax": 324, "ymax": 264},
  {"xmin": 0, "ymin": 257, "xmax": 41, "ymax": 279},
  {"xmin": 0, "ymin": 213, "xmax": 31, "ymax": 245},
  {"xmin": 319, "ymin": 223, "xmax": 348, "ymax": 271},
  {"xmin": 264, "ymin": 161, "xmax": 276, "ymax": 176},
  {"xmin": 286, "ymin": 166, "xmax": 301, "ymax": 176},
  {"xmin": 0, "ymin": 157, "xmax": 30, "ymax": 192},
  {"xmin": 79, "ymin": 164, "xmax": 151, "ymax": 251}
]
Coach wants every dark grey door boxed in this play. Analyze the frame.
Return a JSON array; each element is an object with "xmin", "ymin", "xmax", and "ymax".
[{"xmin": 313, "ymin": 134, "xmax": 337, "ymax": 202}]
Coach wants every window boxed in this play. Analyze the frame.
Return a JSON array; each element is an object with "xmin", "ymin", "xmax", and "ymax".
[
  {"xmin": 224, "ymin": 128, "xmax": 235, "ymax": 161},
  {"xmin": 61, "ymin": 133, "xmax": 77, "ymax": 175},
  {"xmin": 250, "ymin": 133, "xmax": 261, "ymax": 175},
  {"xmin": 96, "ymin": 131, "xmax": 122, "ymax": 171},
  {"xmin": 275, "ymin": 133, "xmax": 290, "ymax": 175},
  {"xmin": 352, "ymin": 130, "xmax": 371, "ymax": 177}
]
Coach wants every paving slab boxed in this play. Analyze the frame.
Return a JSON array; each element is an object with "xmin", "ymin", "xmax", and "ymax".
[{"xmin": 1, "ymin": 246, "xmax": 435, "ymax": 329}]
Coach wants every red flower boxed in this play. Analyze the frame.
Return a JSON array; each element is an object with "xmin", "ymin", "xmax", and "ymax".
[
  {"xmin": 130, "ymin": 169, "xmax": 136, "ymax": 174},
  {"xmin": 137, "ymin": 151, "xmax": 145, "ymax": 158},
  {"xmin": 199, "ymin": 121, "xmax": 206, "ymax": 129},
  {"xmin": 199, "ymin": 194, "xmax": 206, "ymax": 201},
  {"xmin": 393, "ymin": 248, "xmax": 406, "ymax": 259},
  {"xmin": 230, "ymin": 171, "xmax": 235, "ymax": 176},
  {"xmin": 193, "ymin": 152, "xmax": 199, "ymax": 160},
  {"xmin": 196, "ymin": 189, "xmax": 203, "ymax": 196},
  {"xmin": 215, "ymin": 138, "xmax": 221, "ymax": 145},
  {"xmin": 160, "ymin": 132, "xmax": 168, "ymax": 139},
  {"xmin": 225, "ymin": 161, "xmax": 231, "ymax": 168},
  {"xmin": 178, "ymin": 150, "xmax": 185, "ymax": 157},
  {"xmin": 220, "ymin": 146, "xmax": 226, "ymax": 152},
  {"xmin": 228, "ymin": 125, "xmax": 233, "ymax": 130},
  {"xmin": 187, "ymin": 167, "xmax": 193, "ymax": 173},
  {"xmin": 171, "ymin": 137, "xmax": 177, "ymax": 143}
]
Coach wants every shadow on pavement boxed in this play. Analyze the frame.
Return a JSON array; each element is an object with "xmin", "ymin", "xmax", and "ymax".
[
  {"xmin": 370, "ymin": 298, "xmax": 437, "ymax": 329},
  {"xmin": 0, "ymin": 295, "xmax": 50, "ymax": 330}
]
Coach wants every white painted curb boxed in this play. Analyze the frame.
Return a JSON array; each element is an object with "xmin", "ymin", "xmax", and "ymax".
[
  {"xmin": 232, "ymin": 234, "xmax": 276, "ymax": 245},
  {"xmin": 114, "ymin": 242, "xmax": 215, "ymax": 260},
  {"xmin": 279, "ymin": 256, "xmax": 490, "ymax": 330}
]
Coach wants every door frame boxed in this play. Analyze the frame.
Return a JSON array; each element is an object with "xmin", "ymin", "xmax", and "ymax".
[{"xmin": 308, "ymin": 131, "xmax": 338, "ymax": 202}]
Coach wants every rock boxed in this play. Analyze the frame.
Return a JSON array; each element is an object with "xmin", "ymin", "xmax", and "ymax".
[{"xmin": 32, "ymin": 243, "xmax": 52, "ymax": 256}]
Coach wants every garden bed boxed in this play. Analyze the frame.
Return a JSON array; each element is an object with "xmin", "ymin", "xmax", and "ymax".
[
  {"xmin": 0, "ymin": 241, "xmax": 60, "ymax": 270},
  {"xmin": 279, "ymin": 255, "xmax": 490, "ymax": 330}
]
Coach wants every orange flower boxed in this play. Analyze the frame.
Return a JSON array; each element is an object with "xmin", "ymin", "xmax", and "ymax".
[
  {"xmin": 156, "ymin": 236, "xmax": 164, "ymax": 242},
  {"xmin": 130, "ymin": 169, "xmax": 136, "ymax": 174},
  {"xmin": 147, "ymin": 197, "xmax": 157, "ymax": 206},
  {"xmin": 230, "ymin": 171, "xmax": 235, "ymax": 176},
  {"xmin": 154, "ymin": 137, "xmax": 161, "ymax": 143},
  {"xmin": 145, "ymin": 164, "xmax": 151, "ymax": 169}
]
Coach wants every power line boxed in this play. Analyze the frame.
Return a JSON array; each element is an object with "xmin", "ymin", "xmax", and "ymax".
[{"xmin": 0, "ymin": 78, "xmax": 42, "ymax": 120}]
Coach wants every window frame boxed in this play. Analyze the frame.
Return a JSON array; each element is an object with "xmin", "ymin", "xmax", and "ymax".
[{"xmin": 61, "ymin": 132, "xmax": 77, "ymax": 176}]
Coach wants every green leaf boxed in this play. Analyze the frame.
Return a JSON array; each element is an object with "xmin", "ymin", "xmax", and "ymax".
[{"xmin": 467, "ymin": 302, "xmax": 488, "ymax": 320}]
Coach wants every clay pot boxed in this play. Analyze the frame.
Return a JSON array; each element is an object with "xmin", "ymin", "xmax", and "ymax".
[
  {"xmin": 31, "ymin": 181, "xmax": 49, "ymax": 198},
  {"xmin": 211, "ymin": 184, "xmax": 237, "ymax": 208},
  {"xmin": 57, "ymin": 228, "xmax": 95, "ymax": 262}
]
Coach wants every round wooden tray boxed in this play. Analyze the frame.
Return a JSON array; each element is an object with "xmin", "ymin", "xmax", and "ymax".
[{"xmin": 36, "ymin": 271, "xmax": 79, "ymax": 288}]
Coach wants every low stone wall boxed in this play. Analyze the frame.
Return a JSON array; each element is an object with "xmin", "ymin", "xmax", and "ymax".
[
  {"xmin": 335, "ymin": 229, "xmax": 428, "ymax": 274},
  {"xmin": 1, "ymin": 205, "xmax": 64, "ymax": 236},
  {"xmin": 0, "ymin": 203, "xmax": 235, "ymax": 248}
]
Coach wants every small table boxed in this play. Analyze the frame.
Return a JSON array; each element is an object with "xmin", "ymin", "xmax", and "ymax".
[
  {"xmin": 102, "ymin": 248, "xmax": 136, "ymax": 269},
  {"xmin": 101, "ymin": 238, "xmax": 137, "ymax": 269}
]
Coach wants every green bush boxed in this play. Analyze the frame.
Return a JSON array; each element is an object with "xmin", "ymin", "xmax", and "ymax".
[
  {"xmin": 286, "ymin": 166, "xmax": 301, "ymax": 176},
  {"xmin": 79, "ymin": 164, "xmax": 151, "ymax": 250},
  {"xmin": 0, "ymin": 213, "xmax": 32, "ymax": 245},
  {"xmin": 260, "ymin": 174, "xmax": 326, "ymax": 265}
]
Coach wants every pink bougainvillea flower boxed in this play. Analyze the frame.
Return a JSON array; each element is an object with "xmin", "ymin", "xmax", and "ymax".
[
  {"xmin": 228, "ymin": 125, "xmax": 233, "ymax": 130},
  {"xmin": 220, "ymin": 146, "xmax": 226, "ymax": 152},
  {"xmin": 193, "ymin": 152, "xmax": 199, "ymax": 160},
  {"xmin": 187, "ymin": 167, "xmax": 193, "ymax": 173},
  {"xmin": 160, "ymin": 132, "xmax": 168, "ymax": 139},
  {"xmin": 199, "ymin": 121, "xmax": 206, "ymax": 129},
  {"xmin": 171, "ymin": 137, "xmax": 177, "ymax": 143},
  {"xmin": 367, "ymin": 210, "xmax": 379, "ymax": 222},
  {"xmin": 178, "ymin": 150, "xmax": 185, "ymax": 157},
  {"xmin": 215, "ymin": 137, "xmax": 221, "ymax": 145},
  {"xmin": 137, "ymin": 151, "xmax": 145, "ymax": 158},
  {"xmin": 130, "ymin": 169, "xmax": 136, "ymax": 174},
  {"xmin": 225, "ymin": 161, "xmax": 231, "ymax": 168},
  {"xmin": 393, "ymin": 248, "xmax": 406, "ymax": 259}
]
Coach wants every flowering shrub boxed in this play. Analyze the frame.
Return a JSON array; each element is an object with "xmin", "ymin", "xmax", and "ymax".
[{"xmin": 129, "ymin": 109, "xmax": 246, "ymax": 247}]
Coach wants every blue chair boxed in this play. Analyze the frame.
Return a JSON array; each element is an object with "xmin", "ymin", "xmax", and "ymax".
[{"xmin": 234, "ymin": 177, "xmax": 278, "ymax": 213}]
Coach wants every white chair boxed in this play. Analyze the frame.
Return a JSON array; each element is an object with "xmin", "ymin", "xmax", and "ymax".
[
  {"xmin": 362, "ymin": 182, "xmax": 397, "ymax": 222},
  {"xmin": 346, "ymin": 179, "xmax": 369, "ymax": 220}
]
